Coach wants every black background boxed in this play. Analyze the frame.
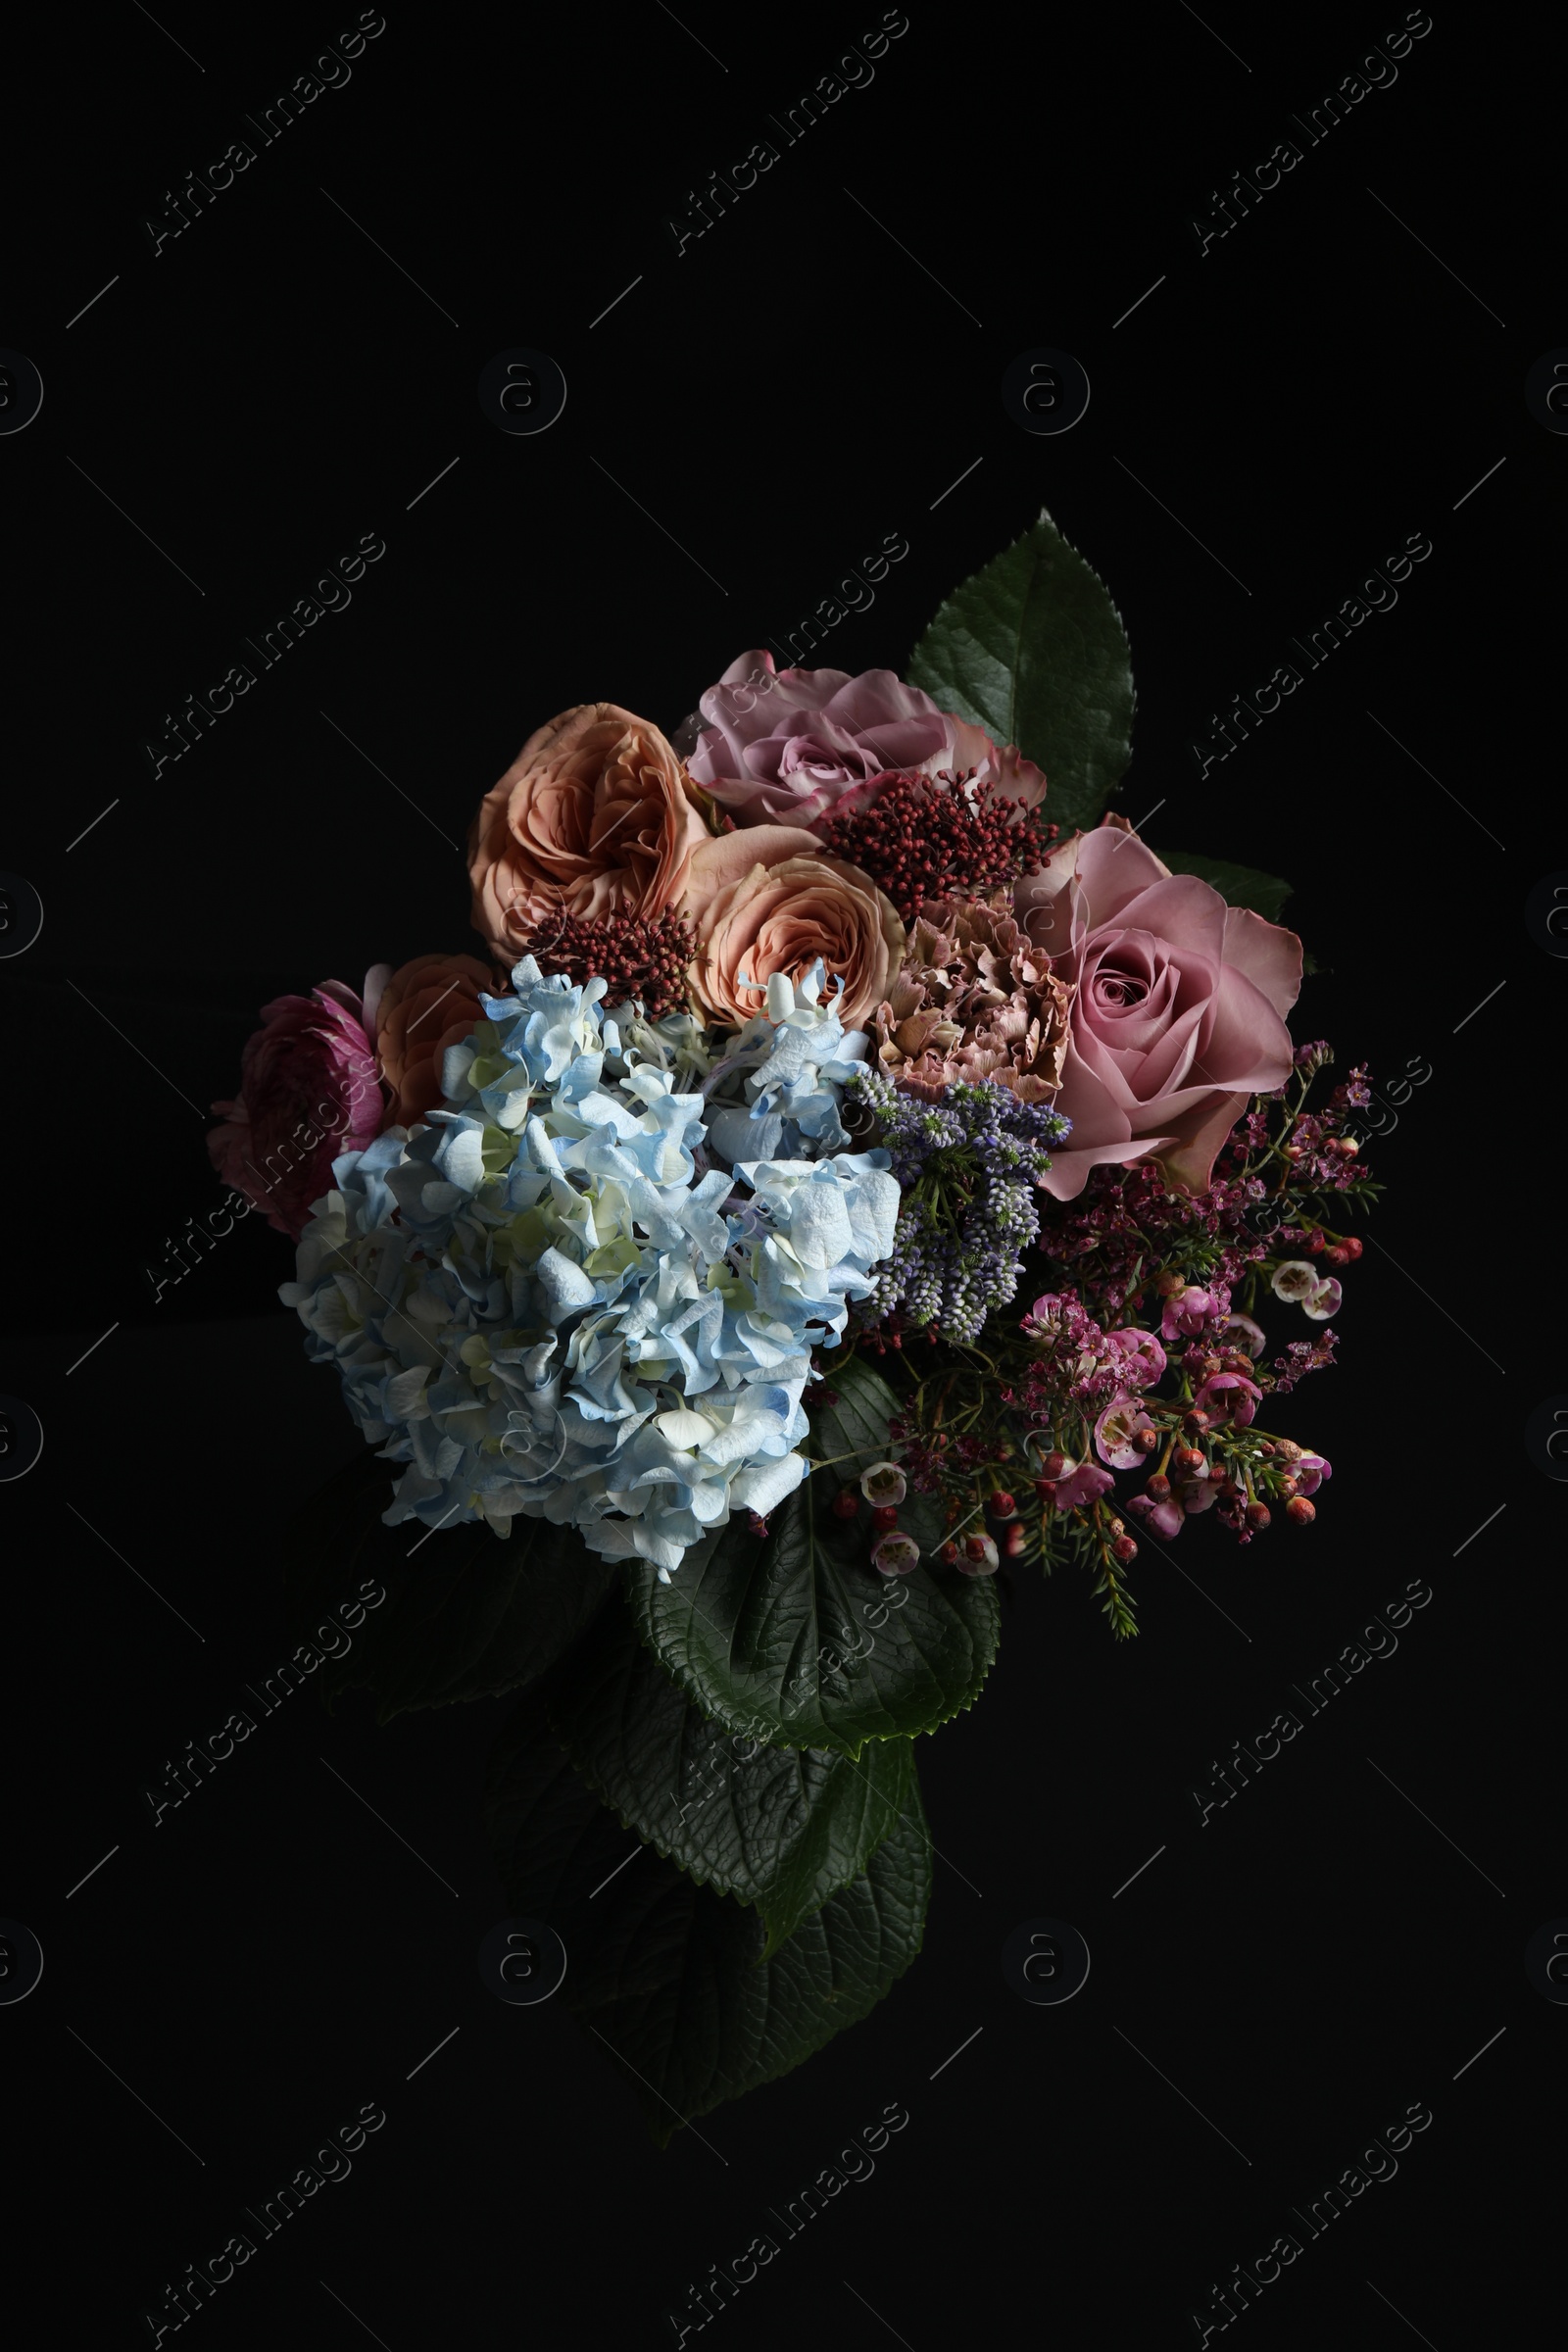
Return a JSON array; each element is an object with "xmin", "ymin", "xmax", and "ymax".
[{"xmin": 4, "ymin": 1, "xmax": 1559, "ymax": 2344}]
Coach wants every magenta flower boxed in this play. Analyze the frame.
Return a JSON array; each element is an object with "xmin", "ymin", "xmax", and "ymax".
[
  {"xmin": 1103, "ymin": 1325, "xmax": 1167, "ymax": 1391},
  {"xmin": 674, "ymin": 650, "xmax": 1045, "ymax": 832},
  {"xmin": 1295, "ymin": 1452, "xmax": 1332, "ymax": 1495},
  {"xmin": 1220, "ymin": 1310, "xmax": 1267, "ymax": 1356},
  {"xmin": 1094, "ymin": 1394, "xmax": 1159, "ymax": 1469},
  {"xmin": 1127, "ymin": 1491, "xmax": 1184, "ymax": 1540},
  {"xmin": 1193, "ymin": 1373, "xmax": 1262, "ymax": 1428},
  {"xmin": 1161, "ymin": 1285, "xmax": 1216, "ymax": 1341},
  {"xmin": 208, "ymin": 980, "xmax": 386, "ymax": 1240},
  {"xmin": 1052, "ymin": 1459, "xmax": 1115, "ymax": 1512}
]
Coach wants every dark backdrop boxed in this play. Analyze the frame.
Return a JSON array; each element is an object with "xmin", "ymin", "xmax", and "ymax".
[{"xmin": 3, "ymin": 2, "xmax": 1558, "ymax": 2345}]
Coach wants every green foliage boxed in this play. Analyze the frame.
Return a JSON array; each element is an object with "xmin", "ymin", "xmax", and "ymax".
[
  {"xmin": 907, "ymin": 507, "xmax": 1135, "ymax": 833},
  {"xmin": 484, "ymin": 1712, "xmax": 932, "ymax": 2143},
  {"xmin": 628, "ymin": 1361, "xmax": 1000, "ymax": 1759},
  {"xmin": 548, "ymin": 1601, "xmax": 913, "ymax": 1956}
]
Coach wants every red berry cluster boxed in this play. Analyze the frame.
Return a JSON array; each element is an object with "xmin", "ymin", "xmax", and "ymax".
[
  {"xmin": 521, "ymin": 905, "xmax": 696, "ymax": 1017},
  {"xmin": 817, "ymin": 767, "xmax": 1056, "ymax": 924}
]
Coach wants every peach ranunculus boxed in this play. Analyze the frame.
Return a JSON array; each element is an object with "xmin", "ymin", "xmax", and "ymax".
[
  {"xmin": 468, "ymin": 703, "xmax": 714, "ymax": 962},
  {"xmin": 375, "ymin": 953, "xmax": 496, "ymax": 1126},
  {"xmin": 684, "ymin": 826, "xmax": 905, "ymax": 1030}
]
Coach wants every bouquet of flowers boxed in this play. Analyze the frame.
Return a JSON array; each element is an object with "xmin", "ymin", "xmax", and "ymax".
[{"xmin": 224, "ymin": 513, "xmax": 1379, "ymax": 2137}]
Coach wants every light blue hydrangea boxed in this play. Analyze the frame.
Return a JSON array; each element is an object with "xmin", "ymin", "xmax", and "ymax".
[
  {"xmin": 702, "ymin": 963, "xmax": 872, "ymax": 1166},
  {"xmin": 282, "ymin": 956, "xmax": 898, "ymax": 1576}
]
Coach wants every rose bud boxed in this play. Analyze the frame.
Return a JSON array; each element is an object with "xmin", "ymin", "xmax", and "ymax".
[
  {"xmin": 1174, "ymin": 1446, "xmax": 1205, "ymax": 1473},
  {"xmin": 940, "ymin": 1540, "xmax": 958, "ymax": 1566},
  {"xmin": 871, "ymin": 1532, "xmax": 920, "ymax": 1576},
  {"xmin": 831, "ymin": 1489, "xmax": 860, "ymax": 1520},
  {"xmin": 1286, "ymin": 1495, "xmax": 1316, "ymax": 1525},
  {"xmin": 1040, "ymin": 1451, "xmax": 1068, "ymax": 1481},
  {"xmin": 1182, "ymin": 1409, "xmax": 1210, "ymax": 1436},
  {"xmin": 1342, "ymin": 1235, "xmax": 1363, "ymax": 1260},
  {"xmin": 860, "ymin": 1460, "xmax": 907, "ymax": 1508},
  {"xmin": 1002, "ymin": 1523, "xmax": 1027, "ymax": 1558},
  {"xmin": 1324, "ymin": 1245, "xmax": 1349, "ymax": 1267},
  {"xmin": 1145, "ymin": 1474, "xmax": 1171, "ymax": 1501},
  {"xmin": 989, "ymin": 1491, "xmax": 1017, "ymax": 1520},
  {"xmin": 1133, "ymin": 1425, "xmax": 1160, "ymax": 1453},
  {"xmin": 1244, "ymin": 1500, "xmax": 1272, "ymax": 1530},
  {"xmin": 1112, "ymin": 1534, "xmax": 1138, "ymax": 1564},
  {"xmin": 960, "ymin": 1533, "xmax": 1000, "ymax": 1574},
  {"xmin": 871, "ymin": 1504, "xmax": 900, "ymax": 1533}
]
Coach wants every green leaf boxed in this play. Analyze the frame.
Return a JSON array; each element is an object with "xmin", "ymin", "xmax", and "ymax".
[
  {"xmin": 627, "ymin": 1360, "xmax": 1000, "ymax": 1759},
  {"xmin": 547, "ymin": 1600, "xmax": 913, "ymax": 1956},
  {"xmin": 906, "ymin": 506, "xmax": 1135, "ymax": 833},
  {"xmin": 282, "ymin": 1451, "xmax": 619, "ymax": 1722},
  {"xmin": 483, "ymin": 1711, "xmax": 931, "ymax": 2142},
  {"xmin": 1152, "ymin": 849, "xmax": 1294, "ymax": 923}
]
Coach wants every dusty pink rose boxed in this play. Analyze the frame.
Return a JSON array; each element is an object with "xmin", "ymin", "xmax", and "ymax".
[
  {"xmin": 685, "ymin": 825, "xmax": 905, "ymax": 1029},
  {"xmin": 1018, "ymin": 826, "xmax": 1300, "ymax": 1200},
  {"xmin": 208, "ymin": 981, "xmax": 385, "ymax": 1240},
  {"xmin": 374, "ymin": 953, "xmax": 495, "ymax": 1127},
  {"xmin": 873, "ymin": 893, "xmax": 1071, "ymax": 1104},
  {"xmin": 468, "ymin": 702, "xmax": 713, "ymax": 960},
  {"xmin": 674, "ymin": 650, "xmax": 1046, "ymax": 831}
]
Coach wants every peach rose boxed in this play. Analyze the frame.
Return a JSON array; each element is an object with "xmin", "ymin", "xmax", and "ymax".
[
  {"xmin": 685, "ymin": 825, "xmax": 905, "ymax": 1029},
  {"xmin": 375, "ymin": 953, "xmax": 495, "ymax": 1126},
  {"xmin": 468, "ymin": 703, "xmax": 713, "ymax": 962}
]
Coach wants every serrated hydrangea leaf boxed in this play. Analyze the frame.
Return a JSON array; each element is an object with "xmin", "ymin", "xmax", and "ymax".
[
  {"xmin": 547, "ymin": 1601, "xmax": 913, "ymax": 1954},
  {"xmin": 626, "ymin": 1360, "xmax": 1000, "ymax": 1758},
  {"xmin": 483, "ymin": 1713, "xmax": 932, "ymax": 2142},
  {"xmin": 1152, "ymin": 849, "xmax": 1294, "ymax": 923},
  {"xmin": 906, "ymin": 506, "xmax": 1135, "ymax": 834},
  {"xmin": 283, "ymin": 1452, "xmax": 618, "ymax": 1721}
]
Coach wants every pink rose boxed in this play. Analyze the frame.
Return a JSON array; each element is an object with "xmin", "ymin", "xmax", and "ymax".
[
  {"xmin": 685, "ymin": 825, "xmax": 905, "ymax": 1029},
  {"xmin": 675, "ymin": 650, "xmax": 1045, "ymax": 831},
  {"xmin": 468, "ymin": 702, "xmax": 713, "ymax": 960},
  {"xmin": 208, "ymin": 981, "xmax": 385, "ymax": 1240},
  {"xmin": 1018, "ymin": 827, "xmax": 1300, "ymax": 1200},
  {"xmin": 374, "ymin": 952, "xmax": 496, "ymax": 1127}
]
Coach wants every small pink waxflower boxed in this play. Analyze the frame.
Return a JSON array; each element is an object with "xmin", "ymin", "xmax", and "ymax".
[
  {"xmin": 1271, "ymin": 1260, "xmax": 1319, "ymax": 1302},
  {"xmin": 1103, "ymin": 1326, "xmax": 1167, "ymax": 1392},
  {"xmin": 1052, "ymin": 1459, "xmax": 1115, "ymax": 1512},
  {"xmin": 1302, "ymin": 1277, "xmax": 1341, "ymax": 1321},
  {"xmin": 1294, "ymin": 1452, "xmax": 1332, "ymax": 1495},
  {"xmin": 1161, "ymin": 1285, "xmax": 1216, "ymax": 1341},
  {"xmin": 871, "ymin": 1532, "xmax": 920, "ymax": 1576},
  {"xmin": 1127, "ymin": 1491, "xmax": 1184, "ymax": 1540},
  {"xmin": 1094, "ymin": 1394, "xmax": 1159, "ymax": 1470},
  {"xmin": 1192, "ymin": 1373, "xmax": 1262, "ymax": 1429},
  {"xmin": 1220, "ymin": 1311, "xmax": 1266, "ymax": 1356},
  {"xmin": 860, "ymin": 1461, "xmax": 907, "ymax": 1507}
]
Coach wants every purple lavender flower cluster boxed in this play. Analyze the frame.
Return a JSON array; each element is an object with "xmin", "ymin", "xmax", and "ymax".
[{"xmin": 850, "ymin": 1070, "xmax": 1070, "ymax": 1344}]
